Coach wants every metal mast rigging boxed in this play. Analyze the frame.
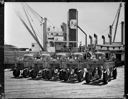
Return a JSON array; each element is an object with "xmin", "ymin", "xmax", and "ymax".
[{"xmin": 113, "ymin": 3, "xmax": 122, "ymax": 42}]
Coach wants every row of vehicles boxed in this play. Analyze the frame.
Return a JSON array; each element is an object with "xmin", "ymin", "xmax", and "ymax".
[{"xmin": 12, "ymin": 51, "xmax": 117, "ymax": 84}]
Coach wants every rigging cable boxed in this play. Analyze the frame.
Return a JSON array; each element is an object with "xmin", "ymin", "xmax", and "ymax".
[
  {"xmin": 113, "ymin": 3, "xmax": 122, "ymax": 42},
  {"xmin": 22, "ymin": 4, "xmax": 39, "ymax": 41},
  {"xmin": 25, "ymin": 3, "xmax": 61, "ymax": 35},
  {"xmin": 21, "ymin": 4, "xmax": 44, "ymax": 50},
  {"xmin": 14, "ymin": 10, "xmax": 33, "ymax": 45},
  {"xmin": 25, "ymin": 3, "xmax": 44, "ymax": 24},
  {"xmin": 111, "ymin": 5, "xmax": 120, "ymax": 28},
  {"xmin": 24, "ymin": 3, "xmax": 46, "ymax": 45},
  {"xmin": 23, "ymin": 3, "xmax": 44, "ymax": 43},
  {"xmin": 16, "ymin": 12, "xmax": 44, "ymax": 51}
]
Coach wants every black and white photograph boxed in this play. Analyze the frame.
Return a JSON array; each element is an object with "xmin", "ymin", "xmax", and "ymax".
[{"xmin": 4, "ymin": 2, "xmax": 125, "ymax": 98}]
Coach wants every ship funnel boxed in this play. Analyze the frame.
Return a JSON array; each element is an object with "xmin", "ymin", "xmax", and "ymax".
[
  {"xmin": 89, "ymin": 35, "xmax": 92, "ymax": 45},
  {"xmin": 94, "ymin": 33, "xmax": 98, "ymax": 45},
  {"xmin": 102, "ymin": 35, "xmax": 105, "ymax": 44}
]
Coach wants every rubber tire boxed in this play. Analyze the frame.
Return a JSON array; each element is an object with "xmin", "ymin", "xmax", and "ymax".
[
  {"xmin": 13, "ymin": 68, "xmax": 20, "ymax": 78},
  {"xmin": 63, "ymin": 71, "xmax": 69, "ymax": 82},
  {"xmin": 98, "ymin": 69, "xmax": 102, "ymax": 79},
  {"xmin": 28, "ymin": 69, "xmax": 32, "ymax": 77},
  {"xmin": 108, "ymin": 69, "xmax": 112, "ymax": 81},
  {"xmin": 113, "ymin": 68, "xmax": 117, "ymax": 79},
  {"xmin": 59, "ymin": 70, "xmax": 64, "ymax": 80},
  {"xmin": 46, "ymin": 69, "xmax": 52, "ymax": 80},
  {"xmin": 29, "ymin": 69, "xmax": 33, "ymax": 77},
  {"xmin": 42, "ymin": 69, "xmax": 46, "ymax": 79},
  {"xmin": 85, "ymin": 72, "xmax": 91, "ymax": 84},
  {"xmin": 22, "ymin": 69, "xmax": 29, "ymax": 78},
  {"xmin": 37, "ymin": 70, "xmax": 43, "ymax": 78},
  {"xmin": 103, "ymin": 72, "xmax": 108, "ymax": 84},
  {"xmin": 77, "ymin": 71, "xmax": 83, "ymax": 82},
  {"xmin": 30, "ymin": 70, "xmax": 37, "ymax": 79}
]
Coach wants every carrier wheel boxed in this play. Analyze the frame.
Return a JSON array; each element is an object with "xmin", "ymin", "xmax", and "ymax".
[
  {"xmin": 29, "ymin": 69, "xmax": 33, "ymax": 77},
  {"xmin": 46, "ymin": 69, "xmax": 52, "ymax": 80},
  {"xmin": 42, "ymin": 69, "xmax": 46, "ymax": 79},
  {"xmin": 22, "ymin": 68, "xmax": 29, "ymax": 78},
  {"xmin": 59, "ymin": 70, "xmax": 64, "ymax": 80},
  {"xmin": 113, "ymin": 68, "xmax": 117, "ymax": 79},
  {"xmin": 28, "ymin": 69, "xmax": 32, "ymax": 77},
  {"xmin": 103, "ymin": 72, "xmax": 108, "ymax": 84},
  {"xmin": 63, "ymin": 71, "xmax": 69, "ymax": 82},
  {"xmin": 77, "ymin": 71, "xmax": 83, "ymax": 82},
  {"xmin": 98, "ymin": 68, "xmax": 102, "ymax": 79},
  {"xmin": 37, "ymin": 70, "xmax": 43, "ymax": 78},
  {"xmin": 43, "ymin": 69, "xmax": 50, "ymax": 79},
  {"xmin": 13, "ymin": 68, "xmax": 20, "ymax": 78},
  {"xmin": 30, "ymin": 69, "xmax": 37, "ymax": 79},
  {"xmin": 85, "ymin": 72, "xmax": 91, "ymax": 84}
]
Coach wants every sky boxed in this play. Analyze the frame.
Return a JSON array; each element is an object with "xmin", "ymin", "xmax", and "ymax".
[{"xmin": 5, "ymin": 2, "xmax": 125, "ymax": 48}]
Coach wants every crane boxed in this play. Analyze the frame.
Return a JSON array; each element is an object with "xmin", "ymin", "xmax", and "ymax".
[
  {"xmin": 16, "ymin": 3, "xmax": 45, "ymax": 51},
  {"xmin": 69, "ymin": 21, "xmax": 88, "ymax": 50},
  {"xmin": 112, "ymin": 3, "xmax": 122, "ymax": 42},
  {"xmin": 76, "ymin": 25, "xmax": 87, "ymax": 50},
  {"xmin": 16, "ymin": 13, "xmax": 44, "ymax": 51}
]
